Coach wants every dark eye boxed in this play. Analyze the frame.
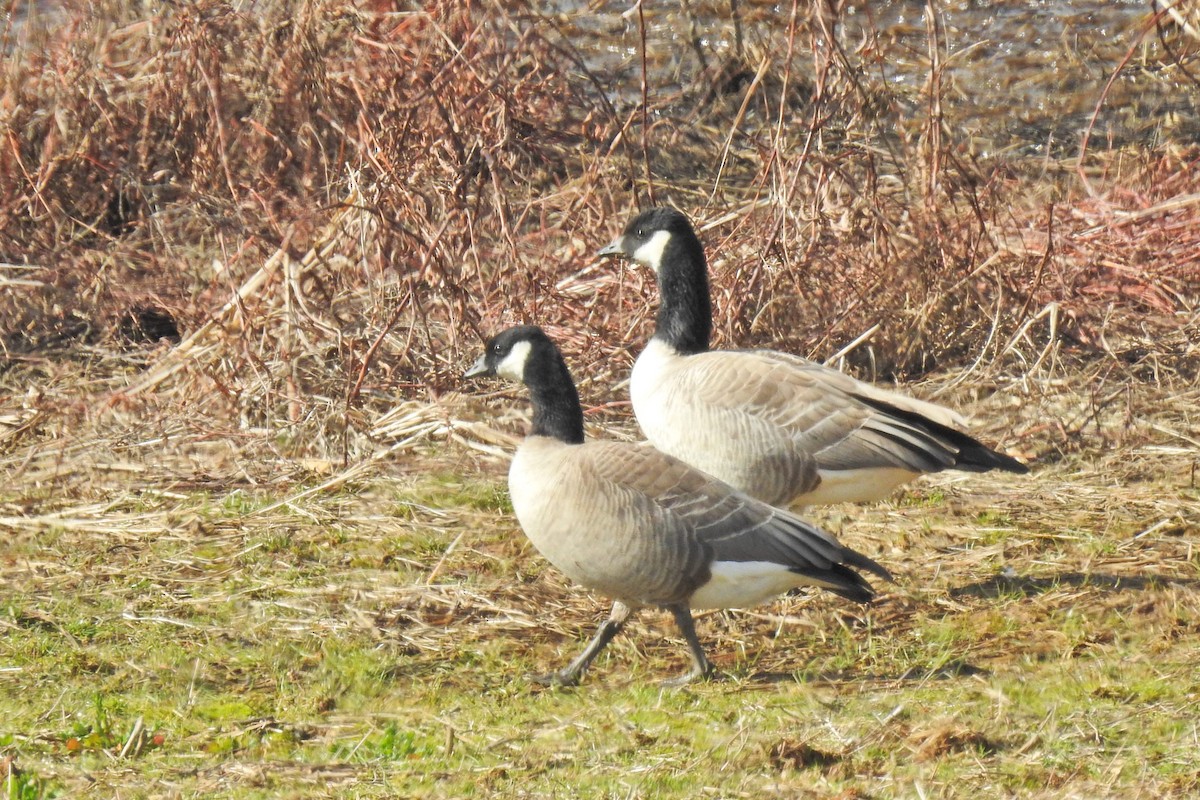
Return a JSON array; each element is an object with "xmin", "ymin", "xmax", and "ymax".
[{"xmin": 636, "ymin": 228, "xmax": 644, "ymax": 237}]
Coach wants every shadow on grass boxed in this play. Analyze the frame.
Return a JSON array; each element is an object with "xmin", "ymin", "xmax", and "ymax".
[
  {"xmin": 950, "ymin": 571, "xmax": 1196, "ymax": 599},
  {"xmin": 746, "ymin": 659, "xmax": 988, "ymax": 686}
]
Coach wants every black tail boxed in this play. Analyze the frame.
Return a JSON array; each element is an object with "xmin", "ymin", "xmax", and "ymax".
[
  {"xmin": 790, "ymin": 549, "xmax": 893, "ymax": 605},
  {"xmin": 855, "ymin": 394, "xmax": 1029, "ymax": 475},
  {"xmin": 819, "ymin": 564, "xmax": 880, "ymax": 604},
  {"xmin": 953, "ymin": 437, "xmax": 1030, "ymax": 474}
]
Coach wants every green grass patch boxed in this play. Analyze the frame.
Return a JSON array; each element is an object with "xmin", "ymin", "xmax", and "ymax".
[{"xmin": 3, "ymin": 448, "xmax": 1199, "ymax": 798}]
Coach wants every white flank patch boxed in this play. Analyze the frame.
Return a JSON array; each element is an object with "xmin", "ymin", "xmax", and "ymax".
[
  {"xmin": 688, "ymin": 561, "xmax": 801, "ymax": 610},
  {"xmin": 806, "ymin": 467, "xmax": 916, "ymax": 505},
  {"xmin": 632, "ymin": 229, "xmax": 673, "ymax": 274},
  {"xmin": 495, "ymin": 340, "xmax": 532, "ymax": 383}
]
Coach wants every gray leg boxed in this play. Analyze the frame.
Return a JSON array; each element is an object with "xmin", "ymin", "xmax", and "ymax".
[
  {"xmin": 538, "ymin": 601, "xmax": 634, "ymax": 687},
  {"xmin": 662, "ymin": 604, "xmax": 715, "ymax": 686}
]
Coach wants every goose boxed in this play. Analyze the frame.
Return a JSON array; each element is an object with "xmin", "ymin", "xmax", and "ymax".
[
  {"xmin": 597, "ymin": 206, "xmax": 1029, "ymax": 508},
  {"xmin": 464, "ymin": 325, "xmax": 891, "ymax": 686}
]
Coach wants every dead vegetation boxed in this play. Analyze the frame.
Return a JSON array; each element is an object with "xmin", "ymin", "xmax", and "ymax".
[
  {"xmin": 1, "ymin": 0, "xmax": 1200, "ymax": 797},
  {"xmin": 1, "ymin": 0, "xmax": 1198, "ymax": 467}
]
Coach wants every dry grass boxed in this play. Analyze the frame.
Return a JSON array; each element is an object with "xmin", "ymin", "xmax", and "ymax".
[
  {"xmin": 2, "ymin": 1, "xmax": 1198, "ymax": 424},
  {"xmin": 2, "ymin": 0, "xmax": 1200, "ymax": 797}
]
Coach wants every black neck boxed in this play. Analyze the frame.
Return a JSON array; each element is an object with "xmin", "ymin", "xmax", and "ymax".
[
  {"xmin": 654, "ymin": 234, "xmax": 711, "ymax": 355},
  {"xmin": 526, "ymin": 346, "xmax": 585, "ymax": 445}
]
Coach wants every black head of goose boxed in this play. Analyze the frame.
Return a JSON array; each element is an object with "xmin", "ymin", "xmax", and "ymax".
[
  {"xmin": 598, "ymin": 207, "xmax": 1029, "ymax": 508},
  {"xmin": 465, "ymin": 324, "xmax": 891, "ymax": 686}
]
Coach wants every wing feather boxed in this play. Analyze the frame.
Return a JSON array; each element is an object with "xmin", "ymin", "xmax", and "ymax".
[
  {"xmin": 667, "ymin": 349, "xmax": 967, "ymax": 474},
  {"xmin": 580, "ymin": 441, "xmax": 891, "ymax": 599}
]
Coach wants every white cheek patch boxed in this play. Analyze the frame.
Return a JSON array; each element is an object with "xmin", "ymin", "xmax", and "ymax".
[
  {"xmin": 632, "ymin": 229, "xmax": 672, "ymax": 274},
  {"xmin": 495, "ymin": 340, "xmax": 532, "ymax": 382}
]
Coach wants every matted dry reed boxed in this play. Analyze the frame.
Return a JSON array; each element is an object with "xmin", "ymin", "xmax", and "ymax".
[
  {"xmin": 2, "ymin": 5, "xmax": 1200, "ymax": 795},
  {"xmin": 2, "ymin": 0, "xmax": 1198, "ymax": 473}
]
